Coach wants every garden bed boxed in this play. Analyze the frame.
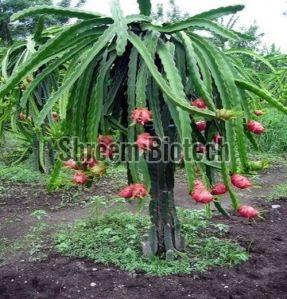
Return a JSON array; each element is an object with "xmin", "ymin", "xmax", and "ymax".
[
  {"xmin": 0, "ymin": 199, "xmax": 286, "ymax": 298},
  {"xmin": 0, "ymin": 164, "xmax": 287, "ymax": 298}
]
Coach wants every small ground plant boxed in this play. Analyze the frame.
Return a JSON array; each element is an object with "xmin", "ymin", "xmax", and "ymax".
[{"xmin": 56, "ymin": 209, "xmax": 248, "ymax": 276}]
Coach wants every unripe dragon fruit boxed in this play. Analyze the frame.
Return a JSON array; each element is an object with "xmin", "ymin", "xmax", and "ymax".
[{"xmin": 254, "ymin": 110, "xmax": 264, "ymax": 116}]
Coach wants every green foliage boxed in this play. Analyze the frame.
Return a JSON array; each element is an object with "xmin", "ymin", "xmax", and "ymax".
[
  {"xmin": 267, "ymin": 182, "xmax": 287, "ymax": 201},
  {"xmin": 56, "ymin": 209, "xmax": 248, "ymax": 276},
  {"xmin": 0, "ymin": 164, "xmax": 48, "ymax": 183},
  {"xmin": 0, "ymin": 0, "xmax": 87, "ymax": 44},
  {"xmin": 256, "ymin": 109, "xmax": 287, "ymax": 153}
]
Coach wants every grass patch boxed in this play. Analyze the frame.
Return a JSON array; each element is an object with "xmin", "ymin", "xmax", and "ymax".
[
  {"xmin": 257, "ymin": 109, "xmax": 287, "ymax": 153},
  {"xmin": 56, "ymin": 209, "xmax": 248, "ymax": 276},
  {"xmin": 267, "ymin": 182, "xmax": 287, "ymax": 201},
  {"xmin": 0, "ymin": 237, "xmax": 10, "ymax": 265},
  {"xmin": 0, "ymin": 164, "xmax": 48, "ymax": 184}
]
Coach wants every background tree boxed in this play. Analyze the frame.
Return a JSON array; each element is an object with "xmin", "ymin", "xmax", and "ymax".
[{"xmin": 0, "ymin": 0, "xmax": 86, "ymax": 45}]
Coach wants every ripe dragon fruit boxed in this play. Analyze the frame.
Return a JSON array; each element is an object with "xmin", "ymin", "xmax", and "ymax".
[
  {"xmin": 196, "ymin": 143, "xmax": 206, "ymax": 154},
  {"xmin": 196, "ymin": 120, "xmax": 207, "ymax": 132},
  {"xmin": 191, "ymin": 98, "xmax": 207, "ymax": 109},
  {"xmin": 136, "ymin": 133, "xmax": 155, "ymax": 151},
  {"xmin": 118, "ymin": 185, "xmax": 134, "ymax": 198},
  {"xmin": 64, "ymin": 159, "xmax": 78, "ymax": 170},
  {"xmin": 118, "ymin": 183, "xmax": 148, "ymax": 199},
  {"xmin": 98, "ymin": 135, "xmax": 114, "ymax": 158},
  {"xmin": 131, "ymin": 108, "xmax": 152, "ymax": 125},
  {"xmin": 211, "ymin": 183, "xmax": 227, "ymax": 195},
  {"xmin": 237, "ymin": 205, "xmax": 259, "ymax": 219},
  {"xmin": 213, "ymin": 134, "xmax": 222, "ymax": 144},
  {"xmin": 192, "ymin": 190, "xmax": 213, "ymax": 204},
  {"xmin": 82, "ymin": 158, "xmax": 97, "ymax": 169},
  {"xmin": 190, "ymin": 180, "xmax": 213, "ymax": 204},
  {"xmin": 247, "ymin": 120, "xmax": 265, "ymax": 135},
  {"xmin": 73, "ymin": 172, "xmax": 88, "ymax": 185},
  {"xmin": 231, "ymin": 174, "xmax": 252, "ymax": 189}
]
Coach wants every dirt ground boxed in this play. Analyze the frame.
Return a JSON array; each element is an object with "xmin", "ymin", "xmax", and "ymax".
[{"xmin": 0, "ymin": 163, "xmax": 287, "ymax": 298}]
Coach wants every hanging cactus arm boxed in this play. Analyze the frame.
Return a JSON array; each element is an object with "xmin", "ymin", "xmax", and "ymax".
[
  {"xmin": 235, "ymin": 80, "xmax": 287, "ymax": 115},
  {"xmin": 127, "ymin": 32, "xmax": 216, "ymax": 118},
  {"xmin": 0, "ymin": 18, "xmax": 112, "ymax": 99},
  {"xmin": 10, "ymin": 5, "xmax": 108, "ymax": 21},
  {"xmin": 191, "ymin": 5, "xmax": 245, "ymax": 20}
]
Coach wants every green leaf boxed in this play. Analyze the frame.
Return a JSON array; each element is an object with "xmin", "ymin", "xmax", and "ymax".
[
  {"xmin": 137, "ymin": 0, "xmax": 151, "ymax": 16},
  {"xmin": 48, "ymin": 159, "xmax": 63, "ymax": 192},
  {"xmin": 33, "ymin": 15, "xmax": 45, "ymax": 42}
]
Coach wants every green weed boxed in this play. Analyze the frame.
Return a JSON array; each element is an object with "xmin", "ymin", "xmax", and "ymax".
[{"xmin": 56, "ymin": 209, "xmax": 248, "ymax": 276}]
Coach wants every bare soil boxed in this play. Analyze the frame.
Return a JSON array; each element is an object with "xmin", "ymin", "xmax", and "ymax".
[{"xmin": 0, "ymin": 164, "xmax": 287, "ymax": 298}]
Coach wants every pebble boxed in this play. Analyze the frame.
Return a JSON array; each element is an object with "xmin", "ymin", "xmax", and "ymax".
[{"xmin": 272, "ymin": 205, "xmax": 281, "ymax": 209}]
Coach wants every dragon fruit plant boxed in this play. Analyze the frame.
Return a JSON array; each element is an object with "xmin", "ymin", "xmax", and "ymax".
[{"xmin": 1, "ymin": 0, "xmax": 287, "ymax": 258}]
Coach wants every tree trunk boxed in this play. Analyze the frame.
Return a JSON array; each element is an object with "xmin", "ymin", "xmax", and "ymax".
[{"xmin": 144, "ymin": 126, "xmax": 185, "ymax": 259}]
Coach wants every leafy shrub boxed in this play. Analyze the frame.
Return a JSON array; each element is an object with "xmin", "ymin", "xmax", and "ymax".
[{"xmin": 56, "ymin": 209, "xmax": 248, "ymax": 276}]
